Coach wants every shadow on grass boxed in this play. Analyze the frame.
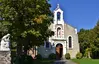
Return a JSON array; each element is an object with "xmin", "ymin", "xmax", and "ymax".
[
  {"xmin": 33, "ymin": 59, "xmax": 55, "ymax": 64},
  {"xmin": 13, "ymin": 55, "xmax": 55, "ymax": 64}
]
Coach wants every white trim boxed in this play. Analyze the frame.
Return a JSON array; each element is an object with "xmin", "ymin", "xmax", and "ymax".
[
  {"xmin": 55, "ymin": 25, "xmax": 63, "ymax": 30},
  {"xmin": 75, "ymin": 29, "xmax": 77, "ymax": 34},
  {"xmin": 53, "ymin": 5, "xmax": 64, "ymax": 24},
  {"xmin": 55, "ymin": 25, "xmax": 64, "ymax": 38},
  {"xmin": 67, "ymin": 35, "xmax": 73, "ymax": 49},
  {"xmin": 54, "ymin": 41, "xmax": 66, "ymax": 55}
]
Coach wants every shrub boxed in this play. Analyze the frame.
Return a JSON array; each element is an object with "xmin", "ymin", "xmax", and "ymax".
[
  {"xmin": 36, "ymin": 54, "xmax": 42, "ymax": 59},
  {"xmin": 14, "ymin": 55, "xmax": 33, "ymax": 64},
  {"xmin": 48, "ymin": 53, "xmax": 56, "ymax": 59},
  {"xmin": 84, "ymin": 48, "xmax": 91, "ymax": 58},
  {"xmin": 76, "ymin": 52, "xmax": 82, "ymax": 59},
  {"xmin": 65, "ymin": 53, "xmax": 70, "ymax": 59}
]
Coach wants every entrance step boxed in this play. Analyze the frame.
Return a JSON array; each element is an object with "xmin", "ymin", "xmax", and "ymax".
[{"xmin": 61, "ymin": 55, "xmax": 66, "ymax": 60}]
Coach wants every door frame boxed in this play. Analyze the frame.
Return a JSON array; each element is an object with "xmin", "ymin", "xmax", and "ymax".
[{"xmin": 56, "ymin": 43, "xmax": 63, "ymax": 59}]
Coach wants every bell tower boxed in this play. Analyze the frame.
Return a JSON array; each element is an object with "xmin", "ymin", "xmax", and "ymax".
[
  {"xmin": 53, "ymin": 4, "xmax": 64, "ymax": 38},
  {"xmin": 53, "ymin": 4, "xmax": 64, "ymax": 24}
]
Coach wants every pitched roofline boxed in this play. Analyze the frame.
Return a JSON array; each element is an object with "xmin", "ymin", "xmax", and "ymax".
[
  {"xmin": 64, "ymin": 22, "xmax": 77, "ymax": 29},
  {"xmin": 54, "ymin": 4, "xmax": 62, "ymax": 11}
]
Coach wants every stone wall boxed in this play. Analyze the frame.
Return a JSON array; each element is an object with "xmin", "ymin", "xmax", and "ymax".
[
  {"xmin": 0, "ymin": 51, "xmax": 11, "ymax": 64},
  {"xmin": 64, "ymin": 24, "xmax": 80, "ymax": 58}
]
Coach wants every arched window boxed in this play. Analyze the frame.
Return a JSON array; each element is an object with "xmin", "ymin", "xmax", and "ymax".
[
  {"xmin": 57, "ymin": 12, "xmax": 61, "ymax": 20},
  {"xmin": 68, "ymin": 36, "xmax": 72, "ymax": 48},
  {"xmin": 57, "ymin": 27, "xmax": 61, "ymax": 38}
]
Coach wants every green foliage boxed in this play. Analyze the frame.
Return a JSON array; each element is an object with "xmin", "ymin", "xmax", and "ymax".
[
  {"xmin": 76, "ymin": 52, "xmax": 82, "ymax": 59},
  {"xmin": 48, "ymin": 53, "xmax": 56, "ymax": 59},
  {"xmin": 0, "ymin": 0, "xmax": 53, "ymax": 45},
  {"xmin": 11, "ymin": 42, "xmax": 17, "ymax": 48},
  {"xmin": 36, "ymin": 54, "xmax": 42, "ymax": 60},
  {"xmin": 0, "ymin": 0, "xmax": 53, "ymax": 57},
  {"xmin": 65, "ymin": 53, "xmax": 71, "ymax": 59},
  {"xmin": 0, "ymin": 21, "xmax": 11, "ymax": 38},
  {"xmin": 78, "ymin": 20, "xmax": 99, "ymax": 58},
  {"xmin": 84, "ymin": 48, "xmax": 91, "ymax": 58},
  {"xmin": 78, "ymin": 29, "xmax": 91, "ymax": 54}
]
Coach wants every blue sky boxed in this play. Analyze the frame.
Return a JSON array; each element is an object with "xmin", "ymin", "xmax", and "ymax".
[{"xmin": 49, "ymin": 0, "xmax": 99, "ymax": 31}]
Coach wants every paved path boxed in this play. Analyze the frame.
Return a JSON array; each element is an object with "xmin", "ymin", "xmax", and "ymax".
[
  {"xmin": 53, "ymin": 60, "xmax": 76, "ymax": 64},
  {"xmin": 53, "ymin": 56, "xmax": 77, "ymax": 64}
]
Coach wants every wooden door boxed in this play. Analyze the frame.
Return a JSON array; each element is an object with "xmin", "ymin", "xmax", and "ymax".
[{"xmin": 56, "ymin": 44, "xmax": 63, "ymax": 59}]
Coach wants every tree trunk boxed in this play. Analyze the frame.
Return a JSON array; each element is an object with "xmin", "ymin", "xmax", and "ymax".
[
  {"xmin": 88, "ymin": 52, "xmax": 91, "ymax": 58},
  {"xmin": 17, "ymin": 42, "xmax": 22, "ymax": 56}
]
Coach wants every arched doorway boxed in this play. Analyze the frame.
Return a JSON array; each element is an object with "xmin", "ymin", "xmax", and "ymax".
[{"xmin": 56, "ymin": 43, "xmax": 63, "ymax": 60}]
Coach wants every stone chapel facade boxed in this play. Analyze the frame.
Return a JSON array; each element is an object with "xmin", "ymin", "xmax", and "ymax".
[{"xmin": 38, "ymin": 4, "xmax": 79, "ymax": 59}]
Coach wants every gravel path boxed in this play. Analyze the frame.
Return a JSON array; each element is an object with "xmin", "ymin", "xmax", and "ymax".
[
  {"xmin": 53, "ymin": 60, "xmax": 76, "ymax": 64},
  {"xmin": 53, "ymin": 56, "xmax": 77, "ymax": 64}
]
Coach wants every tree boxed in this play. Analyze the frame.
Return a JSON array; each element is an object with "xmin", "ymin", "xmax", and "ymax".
[
  {"xmin": 78, "ymin": 20, "xmax": 99, "ymax": 58},
  {"xmin": 91, "ymin": 21, "xmax": 99, "ymax": 58},
  {"xmin": 78, "ymin": 29, "xmax": 90, "ymax": 54},
  {"xmin": 0, "ymin": 0, "xmax": 53, "ymax": 55},
  {"xmin": 78, "ymin": 29, "xmax": 94, "ymax": 58},
  {"xmin": 0, "ymin": 20, "xmax": 10, "ymax": 38}
]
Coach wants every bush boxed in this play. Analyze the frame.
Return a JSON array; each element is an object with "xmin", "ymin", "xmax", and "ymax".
[
  {"xmin": 65, "ymin": 53, "xmax": 70, "ymax": 59},
  {"xmin": 84, "ymin": 48, "xmax": 91, "ymax": 58},
  {"xmin": 14, "ymin": 55, "xmax": 33, "ymax": 64},
  {"xmin": 36, "ymin": 54, "xmax": 42, "ymax": 59},
  {"xmin": 76, "ymin": 52, "xmax": 82, "ymax": 59},
  {"xmin": 48, "ymin": 53, "xmax": 56, "ymax": 59}
]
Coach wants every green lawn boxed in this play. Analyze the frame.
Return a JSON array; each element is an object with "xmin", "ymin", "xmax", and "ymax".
[{"xmin": 72, "ymin": 58, "xmax": 99, "ymax": 64}]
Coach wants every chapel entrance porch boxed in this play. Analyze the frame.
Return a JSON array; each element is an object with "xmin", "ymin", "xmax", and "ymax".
[{"xmin": 56, "ymin": 43, "xmax": 63, "ymax": 60}]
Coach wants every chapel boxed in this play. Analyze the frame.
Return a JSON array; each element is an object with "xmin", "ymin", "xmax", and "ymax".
[{"xmin": 38, "ymin": 4, "xmax": 79, "ymax": 59}]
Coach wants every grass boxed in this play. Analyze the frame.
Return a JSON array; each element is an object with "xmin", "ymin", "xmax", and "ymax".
[
  {"xmin": 72, "ymin": 58, "xmax": 99, "ymax": 64},
  {"xmin": 33, "ymin": 59, "xmax": 55, "ymax": 64},
  {"xmin": 13, "ymin": 55, "xmax": 55, "ymax": 64}
]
